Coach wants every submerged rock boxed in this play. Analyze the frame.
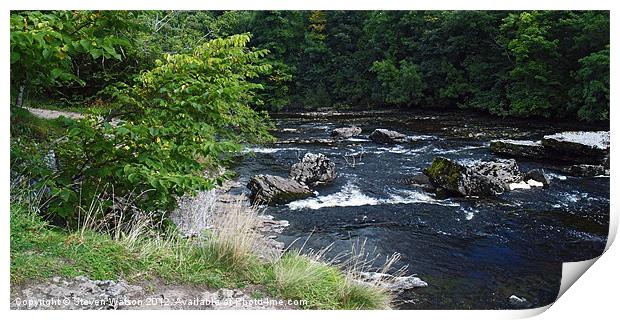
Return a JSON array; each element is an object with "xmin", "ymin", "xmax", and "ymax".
[
  {"xmin": 357, "ymin": 272, "xmax": 428, "ymax": 293},
  {"xmin": 524, "ymin": 169, "xmax": 550, "ymax": 188},
  {"xmin": 563, "ymin": 164, "xmax": 609, "ymax": 177},
  {"xmin": 542, "ymin": 131, "xmax": 610, "ymax": 164},
  {"xmin": 489, "ymin": 139, "xmax": 546, "ymax": 159},
  {"xmin": 369, "ymin": 129, "xmax": 409, "ymax": 144},
  {"xmin": 398, "ymin": 173, "xmax": 433, "ymax": 191},
  {"xmin": 423, "ymin": 157, "xmax": 526, "ymax": 197},
  {"xmin": 331, "ymin": 126, "xmax": 362, "ymax": 139},
  {"xmin": 247, "ymin": 174, "xmax": 314, "ymax": 205},
  {"xmin": 289, "ymin": 153, "xmax": 336, "ymax": 187}
]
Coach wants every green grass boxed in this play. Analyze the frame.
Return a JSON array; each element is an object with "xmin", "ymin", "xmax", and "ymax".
[
  {"xmin": 266, "ymin": 252, "xmax": 391, "ymax": 310},
  {"xmin": 10, "ymin": 201, "xmax": 392, "ymax": 309},
  {"xmin": 10, "ymin": 204, "xmax": 235, "ymax": 287}
]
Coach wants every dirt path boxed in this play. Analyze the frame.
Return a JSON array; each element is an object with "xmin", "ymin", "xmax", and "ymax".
[
  {"xmin": 26, "ymin": 107, "xmax": 84, "ymax": 120},
  {"xmin": 10, "ymin": 276, "xmax": 299, "ymax": 310}
]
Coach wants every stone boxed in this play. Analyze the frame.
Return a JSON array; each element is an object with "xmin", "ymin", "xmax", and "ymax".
[
  {"xmin": 563, "ymin": 164, "xmax": 609, "ymax": 177},
  {"xmin": 542, "ymin": 131, "xmax": 609, "ymax": 164},
  {"xmin": 423, "ymin": 157, "xmax": 524, "ymax": 197},
  {"xmin": 369, "ymin": 129, "xmax": 409, "ymax": 144},
  {"xmin": 489, "ymin": 139, "xmax": 546, "ymax": 159},
  {"xmin": 357, "ymin": 272, "xmax": 428, "ymax": 293},
  {"xmin": 524, "ymin": 169, "xmax": 550, "ymax": 188},
  {"xmin": 331, "ymin": 126, "xmax": 362, "ymax": 139},
  {"xmin": 398, "ymin": 173, "xmax": 433, "ymax": 191},
  {"xmin": 423, "ymin": 157, "xmax": 466, "ymax": 195},
  {"xmin": 247, "ymin": 174, "xmax": 314, "ymax": 205},
  {"xmin": 218, "ymin": 289, "xmax": 235, "ymax": 299},
  {"xmin": 508, "ymin": 295, "xmax": 530, "ymax": 308},
  {"xmin": 289, "ymin": 153, "xmax": 336, "ymax": 187}
]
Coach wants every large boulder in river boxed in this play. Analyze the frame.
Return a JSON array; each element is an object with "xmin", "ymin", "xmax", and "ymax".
[
  {"xmin": 541, "ymin": 131, "xmax": 609, "ymax": 164},
  {"xmin": 247, "ymin": 174, "xmax": 314, "ymax": 205},
  {"xmin": 331, "ymin": 126, "xmax": 362, "ymax": 139},
  {"xmin": 289, "ymin": 153, "xmax": 336, "ymax": 187},
  {"xmin": 369, "ymin": 129, "xmax": 409, "ymax": 144},
  {"xmin": 489, "ymin": 139, "xmax": 546, "ymax": 159},
  {"xmin": 423, "ymin": 157, "xmax": 525, "ymax": 196}
]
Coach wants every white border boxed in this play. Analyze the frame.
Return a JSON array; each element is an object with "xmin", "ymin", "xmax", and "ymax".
[{"xmin": 2, "ymin": 1, "xmax": 617, "ymax": 319}]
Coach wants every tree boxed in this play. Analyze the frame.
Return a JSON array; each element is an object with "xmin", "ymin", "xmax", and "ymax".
[
  {"xmin": 569, "ymin": 47, "xmax": 610, "ymax": 121},
  {"xmin": 10, "ymin": 11, "xmax": 133, "ymax": 106},
  {"xmin": 43, "ymin": 34, "xmax": 275, "ymax": 223},
  {"xmin": 370, "ymin": 59, "xmax": 423, "ymax": 106}
]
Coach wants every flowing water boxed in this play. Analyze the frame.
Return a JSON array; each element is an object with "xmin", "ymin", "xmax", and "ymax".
[{"xmin": 233, "ymin": 110, "xmax": 609, "ymax": 309}]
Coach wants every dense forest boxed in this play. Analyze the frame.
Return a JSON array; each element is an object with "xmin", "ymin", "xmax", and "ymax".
[{"xmin": 12, "ymin": 10, "xmax": 610, "ymax": 121}]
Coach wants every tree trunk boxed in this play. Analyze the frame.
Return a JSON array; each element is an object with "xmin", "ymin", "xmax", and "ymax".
[{"xmin": 15, "ymin": 85, "xmax": 24, "ymax": 108}]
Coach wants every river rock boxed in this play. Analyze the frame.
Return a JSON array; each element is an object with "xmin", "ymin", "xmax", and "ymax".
[
  {"xmin": 423, "ymin": 157, "xmax": 524, "ymax": 196},
  {"xmin": 398, "ymin": 173, "xmax": 431, "ymax": 186},
  {"xmin": 356, "ymin": 272, "xmax": 428, "ymax": 293},
  {"xmin": 331, "ymin": 126, "xmax": 362, "ymax": 139},
  {"xmin": 563, "ymin": 164, "xmax": 609, "ymax": 177},
  {"xmin": 489, "ymin": 139, "xmax": 546, "ymax": 159},
  {"xmin": 524, "ymin": 169, "xmax": 550, "ymax": 187},
  {"xmin": 247, "ymin": 174, "xmax": 314, "ymax": 205},
  {"xmin": 289, "ymin": 153, "xmax": 336, "ymax": 187},
  {"xmin": 369, "ymin": 129, "xmax": 409, "ymax": 144},
  {"xmin": 542, "ymin": 131, "xmax": 609, "ymax": 164},
  {"xmin": 508, "ymin": 295, "xmax": 530, "ymax": 308}
]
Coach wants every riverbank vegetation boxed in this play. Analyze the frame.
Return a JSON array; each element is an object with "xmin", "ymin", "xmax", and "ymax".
[
  {"xmin": 9, "ymin": 10, "xmax": 609, "ymax": 309},
  {"xmin": 11, "ymin": 11, "xmax": 609, "ymax": 121},
  {"xmin": 11, "ymin": 184, "xmax": 391, "ymax": 309}
]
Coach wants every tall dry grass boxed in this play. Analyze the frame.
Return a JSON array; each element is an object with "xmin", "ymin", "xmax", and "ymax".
[{"xmin": 203, "ymin": 197, "xmax": 262, "ymax": 269}]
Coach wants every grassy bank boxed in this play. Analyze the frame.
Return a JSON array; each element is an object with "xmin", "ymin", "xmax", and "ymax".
[
  {"xmin": 10, "ymin": 104, "xmax": 394, "ymax": 309},
  {"xmin": 10, "ymin": 196, "xmax": 392, "ymax": 309}
]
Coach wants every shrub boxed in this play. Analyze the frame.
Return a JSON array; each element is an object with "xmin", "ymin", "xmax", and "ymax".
[{"xmin": 28, "ymin": 34, "xmax": 275, "ymax": 224}]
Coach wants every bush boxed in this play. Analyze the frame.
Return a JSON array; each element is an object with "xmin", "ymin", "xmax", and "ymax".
[{"xmin": 27, "ymin": 34, "xmax": 275, "ymax": 224}]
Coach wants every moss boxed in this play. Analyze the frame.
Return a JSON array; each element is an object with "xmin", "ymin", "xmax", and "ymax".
[{"xmin": 424, "ymin": 157, "xmax": 464, "ymax": 190}]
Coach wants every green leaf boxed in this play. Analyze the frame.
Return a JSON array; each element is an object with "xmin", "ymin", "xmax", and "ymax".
[
  {"xmin": 90, "ymin": 48, "xmax": 103, "ymax": 59},
  {"xmin": 50, "ymin": 68, "xmax": 64, "ymax": 79},
  {"xmin": 79, "ymin": 39, "xmax": 93, "ymax": 51},
  {"xmin": 10, "ymin": 51, "xmax": 20, "ymax": 63}
]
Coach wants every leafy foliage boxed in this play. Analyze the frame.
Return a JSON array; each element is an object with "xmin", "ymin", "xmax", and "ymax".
[
  {"xmin": 20, "ymin": 34, "xmax": 274, "ymax": 223},
  {"xmin": 569, "ymin": 47, "xmax": 610, "ymax": 121},
  {"xmin": 247, "ymin": 10, "xmax": 608, "ymax": 121},
  {"xmin": 10, "ymin": 11, "xmax": 135, "ymax": 102},
  {"xmin": 371, "ymin": 59, "xmax": 423, "ymax": 106}
]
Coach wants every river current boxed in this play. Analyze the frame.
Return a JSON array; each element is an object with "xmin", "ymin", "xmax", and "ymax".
[{"xmin": 233, "ymin": 110, "xmax": 609, "ymax": 309}]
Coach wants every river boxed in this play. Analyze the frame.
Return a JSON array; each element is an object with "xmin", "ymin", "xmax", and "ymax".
[{"xmin": 233, "ymin": 110, "xmax": 609, "ymax": 309}]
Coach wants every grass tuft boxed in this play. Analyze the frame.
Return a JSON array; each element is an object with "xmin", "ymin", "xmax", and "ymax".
[{"xmin": 10, "ymin": 186, "xmax": 395, "ymax": 309}]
